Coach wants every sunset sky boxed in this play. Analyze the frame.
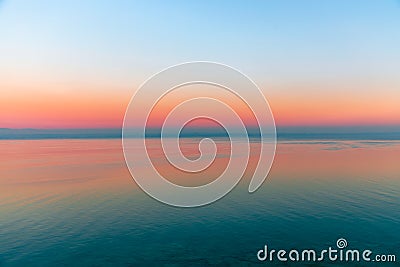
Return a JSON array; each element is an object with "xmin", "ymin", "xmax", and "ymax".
[{"xmin": 1, "ymin": 0, "xmax": 399, "ymax": 129}]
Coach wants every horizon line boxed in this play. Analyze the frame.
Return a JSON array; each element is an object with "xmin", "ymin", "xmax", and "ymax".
[{"xmin": 1, "ymin": 126, "xmax": 400, "ymax": 141}]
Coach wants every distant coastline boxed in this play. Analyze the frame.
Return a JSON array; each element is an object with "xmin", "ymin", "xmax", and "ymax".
[{"xmin": 1, "ymin": 126, "xmax": 400, "ymax": 140}]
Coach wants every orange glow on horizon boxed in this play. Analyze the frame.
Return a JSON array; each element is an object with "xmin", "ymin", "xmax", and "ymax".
[{"xmin": 1, "ymin": 83, "xmax": 400, "ymax": 129}]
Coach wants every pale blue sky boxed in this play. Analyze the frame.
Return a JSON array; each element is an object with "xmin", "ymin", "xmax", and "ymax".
[
  {"xmin": 1, "ymin": 0, "xmax": 399, "ymax": 87},
  {"xmin": 1, "ymin": 0, "xmax": 400, "ymax": 129}
]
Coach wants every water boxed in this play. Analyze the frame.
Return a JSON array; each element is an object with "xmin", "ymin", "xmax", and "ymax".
[{"xmin": 0, "ymin": 139, "xmax": 399, "ymax": 266}]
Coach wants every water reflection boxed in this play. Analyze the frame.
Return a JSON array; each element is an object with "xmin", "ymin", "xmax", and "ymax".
[{"xmin": 0, "ymin": 139, "xmax": 399, "ymax": 266}]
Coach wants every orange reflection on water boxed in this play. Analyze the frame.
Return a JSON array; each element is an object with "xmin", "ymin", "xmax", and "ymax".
[{"xmin": 1, "ymin": 139, "xmax": 399, "ymax": 206}]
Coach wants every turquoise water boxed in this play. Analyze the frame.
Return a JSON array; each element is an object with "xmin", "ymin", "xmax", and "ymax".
[{"xmin": 0, "ymin": 139, "xmax": 399, "ymax": 266}]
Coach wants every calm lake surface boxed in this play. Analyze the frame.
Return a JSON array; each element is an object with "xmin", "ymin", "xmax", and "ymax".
[{"xmin": 0, "ymin": 139, "xmax": 399, "ymax": 266}]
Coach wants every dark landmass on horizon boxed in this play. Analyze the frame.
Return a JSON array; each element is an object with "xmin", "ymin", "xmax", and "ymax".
[{"xmin": 1, "ymin": 126, "xmax": 400, "ymax": 140}]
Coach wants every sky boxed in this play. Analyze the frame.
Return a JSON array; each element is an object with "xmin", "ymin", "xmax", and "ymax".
[{"xmin": 0, "ymin": 0, "xmax": 399, "ymax": 129}]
